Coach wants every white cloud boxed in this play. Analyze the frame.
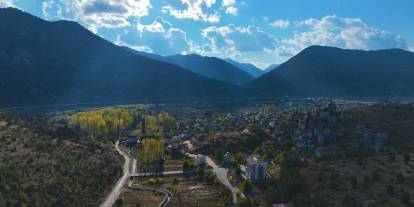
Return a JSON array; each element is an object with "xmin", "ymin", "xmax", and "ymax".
[
  {"xmin": 222, "ymin": 0, "xmax": 235, "ymax": 7},
  {"xmin": 43, "ymin": 0, "xmax": 152, "ymax": 32},
  {"xmin": 204, "ymin": 0, "xmax": 216, "ymax": 7},
  {"xmin": 225, "ymin": 6, "xmax": 237, "ymax": 15},
  {"xmin": 201, "ymin": 24, "xmax": 278, "ymax": 57},
  {"xmin": 0, "ymin": 0, "xmax": 15, "ymax": 8},
  {"xmin": 116, "ymin": 17, "xmax": 199, "ymax": 55},
  {"xmin": 270, "ymin": 19, "xmax": 290, "ymax": 29},
  {"xmin": 162, "ymin": 0, "xmax": 220, "ymax": 23},
  {"xmin": 42, "ymin": 0, "xmax": 55, "ymax": 18},
  {"xmin": 285, "ymin": 15, "xmax": 407, "ymax": 51}
]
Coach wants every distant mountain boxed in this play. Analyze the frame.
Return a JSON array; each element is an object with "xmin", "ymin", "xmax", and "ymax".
[
  {"xmin": 264, "ymin": 64, "xmax": 279, "ymax": 73},
  {"xmin": 122, "ymin": 46, "xmax": 169, "ymax": 63},
  {"xmin": 166, "ymin": 54, "xmax": 255, "ymax": 86},
  {"xmin": 247, "ymin": 46, "xmax": 414, "ymax": 98},
  {"xmin": 224, "ymin": 58, "xmax": 264, "ymax": 78},
  {"xmin": 0, "ymin": 8, "xmax": 241, "ymax": 107}
]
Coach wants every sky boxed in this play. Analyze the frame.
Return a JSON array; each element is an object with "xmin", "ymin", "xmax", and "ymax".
[{"xmin": 1, "ymin": 0, "xmax": 413, "ymax": 69}]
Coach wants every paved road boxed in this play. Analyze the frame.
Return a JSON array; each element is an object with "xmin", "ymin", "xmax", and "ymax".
[
  {"xmin": 100, "ymin": 141, "xmax": 131, "ymax": 207},
  {"xmin": 130, "ymin": 170, "xmax": 184, "ymax": 178},
  {"xmin": 128, "ymin": 182, "xmax": 172, "ymax": 207},
  {"xmin": 187, "ymin": 153, "xmax": 239, "ymax": 204},
  {"xmin": 205, "ymin": 156, "xmax": 239, "ymax": 204}
]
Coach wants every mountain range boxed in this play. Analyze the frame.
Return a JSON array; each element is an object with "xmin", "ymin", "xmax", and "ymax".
[
  {"xmin": 0, "ymin": 8, "xmax": 240, "ymax": 107},
  {"xmin": 224, "ymin": 58, "xmax": 264, "ymax": 78},
  {"xmin": 123, "ymin": 47, "xmax": 255, "ymax": 86},
  {"xmin": 247, "ymin": 46, "xmax": 414, "ymax": 98},
  {"xmin": 1, "ymin": 7, "xmax": 414, "ymax": 107},
  {"xmin": 166, "ymin": 54, "xmax": 254, "ymax": 86}
]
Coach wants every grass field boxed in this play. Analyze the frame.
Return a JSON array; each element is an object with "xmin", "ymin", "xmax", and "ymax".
[
  {"xmin": 166, "ymin": 180, "xmax": 229, "ymax": 207},
  {"xmin": 117, "ymin": 188, "xmax": 165, "ymax": 207}
]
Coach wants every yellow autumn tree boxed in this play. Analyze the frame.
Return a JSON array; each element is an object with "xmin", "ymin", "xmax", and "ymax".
[
  {"xmin": 140, "ymin": 138, "xmax": 165, "ymax": 163},
  {"xmin": 70, "ymin": 108, "xmax": 133, "ymax": 138}
]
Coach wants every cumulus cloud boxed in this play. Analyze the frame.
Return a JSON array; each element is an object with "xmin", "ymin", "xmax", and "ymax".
[
  {"xmin": 285, "ymin": 15, "xmax": 408, "ymax": 51},
  {"xmin": 270, "ymin": 19, "xmax": 290, "ymax": 29},
  {"xmin": 116, "ymin": 17, "xmax": 198, "ymax": 55},
  {"xmin": 222, "ymin": 0, "xmax": 235, "ymax": 7},
  {"xmin": 162, "ymin": 0, "xmax": 220, "ymax": 23},
  {"xmin": 221, "ymin": 0, "xmax": 237, "ymax": 16},
  {"xmin": 42, "ymin": 0, "xmax": 151, "ymax": 32},
  {"xmin": 225, "ymin": 6, "xmax": 237, "ymax": 15},
  {"xmin": 201, "ymin": 24, "xmax": 278, "ymax": 57},
  {"xmin": 0, "ymin": 0, "xmax": 15, "ymax": 8}
]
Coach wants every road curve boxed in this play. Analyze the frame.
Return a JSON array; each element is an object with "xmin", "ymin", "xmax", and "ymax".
[
  {"xmin": 100, "ymin": 141, "xmax": 131, "ymax": 207},
  {"xmin": 187, "ymin": 153, "xmax": 238, "ymax": 204}
]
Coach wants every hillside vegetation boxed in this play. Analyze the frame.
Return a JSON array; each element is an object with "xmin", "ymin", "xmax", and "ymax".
[{"xmin": 0, "ymin": 113, "xmax": 122, "ymax": 207}]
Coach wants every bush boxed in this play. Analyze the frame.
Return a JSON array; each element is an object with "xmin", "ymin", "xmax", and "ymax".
[
  {"xmin": 402, "ymin": 192, "xmax": 410, "ymax": 204},
  {"xmin": 404, "ymin": 153, "xmax": 411, "ymax": 163},
  {"xmin": 372, "ymin": 171, "xmax": 380, "ymax": 181},
  {"xmin": 397, "ymin": 173, "xmax": 405, "ymax": 183},
  {"xmin": 240, "ymin": 180, "xmax": 253, "ymax": 194},
  {"xmin": 350, "ymin": 176, "xmax": 358, "ymax": 189},
  {"xmin": 386, "ymin": 185, "xmax": 394, "ymax": 195},
  {"xmin": 362, "ymin": 175, "xmax": 371, "ymax": 188}
]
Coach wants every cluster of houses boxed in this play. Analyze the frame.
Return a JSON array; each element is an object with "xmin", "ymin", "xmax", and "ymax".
[{"xmin": 288, "ymin": 102, "xmax": 390, "ymax": 158}]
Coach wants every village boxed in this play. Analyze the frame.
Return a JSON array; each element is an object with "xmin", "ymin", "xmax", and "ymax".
[{"xmin": 99, "ymin": 97, "xmax": 414, "ymax": 207}]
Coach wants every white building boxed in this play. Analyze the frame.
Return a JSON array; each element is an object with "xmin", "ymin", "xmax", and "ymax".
[{"xmin": 246, "ymin": 156, "xmax": 267, "ymax": 181}]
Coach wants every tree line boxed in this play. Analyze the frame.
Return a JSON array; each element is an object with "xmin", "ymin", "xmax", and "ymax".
[{"xmin": 70, "ymin": 108, "xmax": 134, "ymax": 139}]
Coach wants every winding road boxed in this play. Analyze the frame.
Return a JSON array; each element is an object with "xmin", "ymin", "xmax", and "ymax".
[
  {"xmin": 187, "ymin": 153, "xmax": 239, "ymax": 204},
  {"xmin": 101, "ymin": 140, "xmax": 237, "ymax": 207},
  {"xmin": 100, "ymin": 141, "xmax": 172, "ymax": 207},
  {"xmin": 100, "ymin": 141, "xmax": 131, "ymax": 207}
]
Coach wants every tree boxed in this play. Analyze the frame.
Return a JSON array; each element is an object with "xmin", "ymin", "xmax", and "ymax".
[
  {"xmin": 386, "ymin": 185, "xmax": 394, "ymax": 195},
  {"xmin": 362, "ymin": 175, "xmax": 371, "ymax": 188},
  {"xmin": 240, "ymin": 180, "xmax": 253, "ymax": 194},
  {"xmin": 157, "ymin": 113, "xmax": 175, "ymax": 132},
  {"xmin": 401, "ymin": 192, "xmax": 410, "ymax": 204},
  {"xmin": 350, "ymin": 176, "xmax": 358, "ymax": 189},
  {"xmin": 115, "ymin": 198, "xmax": 123, "ymax": 207},
  {"xmin": 70, "ymin": 108, "xmax": 132, "ymax": 139},
  {"xmin": 143, "ymin": 115, "xmax": 160, "ymax": 134},
  {"xmin": 182, "ymin": 160, "xmax": 194, "ymax": 173},
  {"xmin": 139, "ymin": 139, "xmax": 165, "ymax": 163},
  {"xmin": 404, "ymin": 153, "xmax": 411, "ymax": 164},
  {"xmin": 312, "ymin": 194, "xmax": 327, "ymax": 207},
  {"xmin": 196, "ymin": 167, "xmax": 205, "ymax": 180},
  {"xmin": 214, "ymin": 148, "xmax": 225, "ymax": 163},
  {"xmin": 372, "ymin": 171, "xmax": 380, "ymax": 181},
  {"xmin": 397, "ymin": 172, "xmax": 405, "ymax": 183},
  {"xmin": 141, "ymin": 117, "xmax": 146, "ymax": 134}
]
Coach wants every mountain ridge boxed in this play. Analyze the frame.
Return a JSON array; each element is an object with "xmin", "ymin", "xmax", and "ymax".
[
  {"xmin": 166, "ymin": 54, "xmax": 255, "ymax": 86},
  {"xmin": 246, "ymin": 45, "xmax": 414, "ymax": 97},
  {"xmin": 224, "ymin": 58, "xmax": 264, "ymax": 78},
  {"xmin": 0, "ymin": 7, "xmax": 241, "ymax": 107}
]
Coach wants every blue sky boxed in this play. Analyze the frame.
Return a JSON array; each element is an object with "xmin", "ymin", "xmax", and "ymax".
[{"xmin": 1, "ymin": 0, "xmax": 413, "ymax": 68}]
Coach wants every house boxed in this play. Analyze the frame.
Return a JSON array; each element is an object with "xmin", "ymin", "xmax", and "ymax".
[
  {"xmin": 242, "ymin": 129, "xmax": 250, "ymax": 134},
  {"xmin": 319, "ymin": 109, "xmax": 330, "ymax": 120},
  {"xmin": 195, "ymin": 154, "xmax": 206, "ymax": 166},
  {"xmin": 315, "ymin": 146, "xmax": 343, "ymax": 158},
  {"xmin": 295, "ymin": 139, "xmax": 314, "ymax": 150},
  {"xmin": 360, "ymin": 132, "xmax": 389, "ymax": 150},
  {"xmin": 223, "ymin": 152, "xmax": 235, "ymax": 166},
  {"xmin": 269, "ymin": 120, "xmax": 277, "ymax": 128},
  {"xmin": 125, "ymin": 136, "xmax": 138, "ymax": 147},
  {"xmin": 246, "ymin": 156, "xmax": 268, "ymax": 181},
  {"xmin": 256, "ymin": 112, "xmax": 266, "ymax": 122}
]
